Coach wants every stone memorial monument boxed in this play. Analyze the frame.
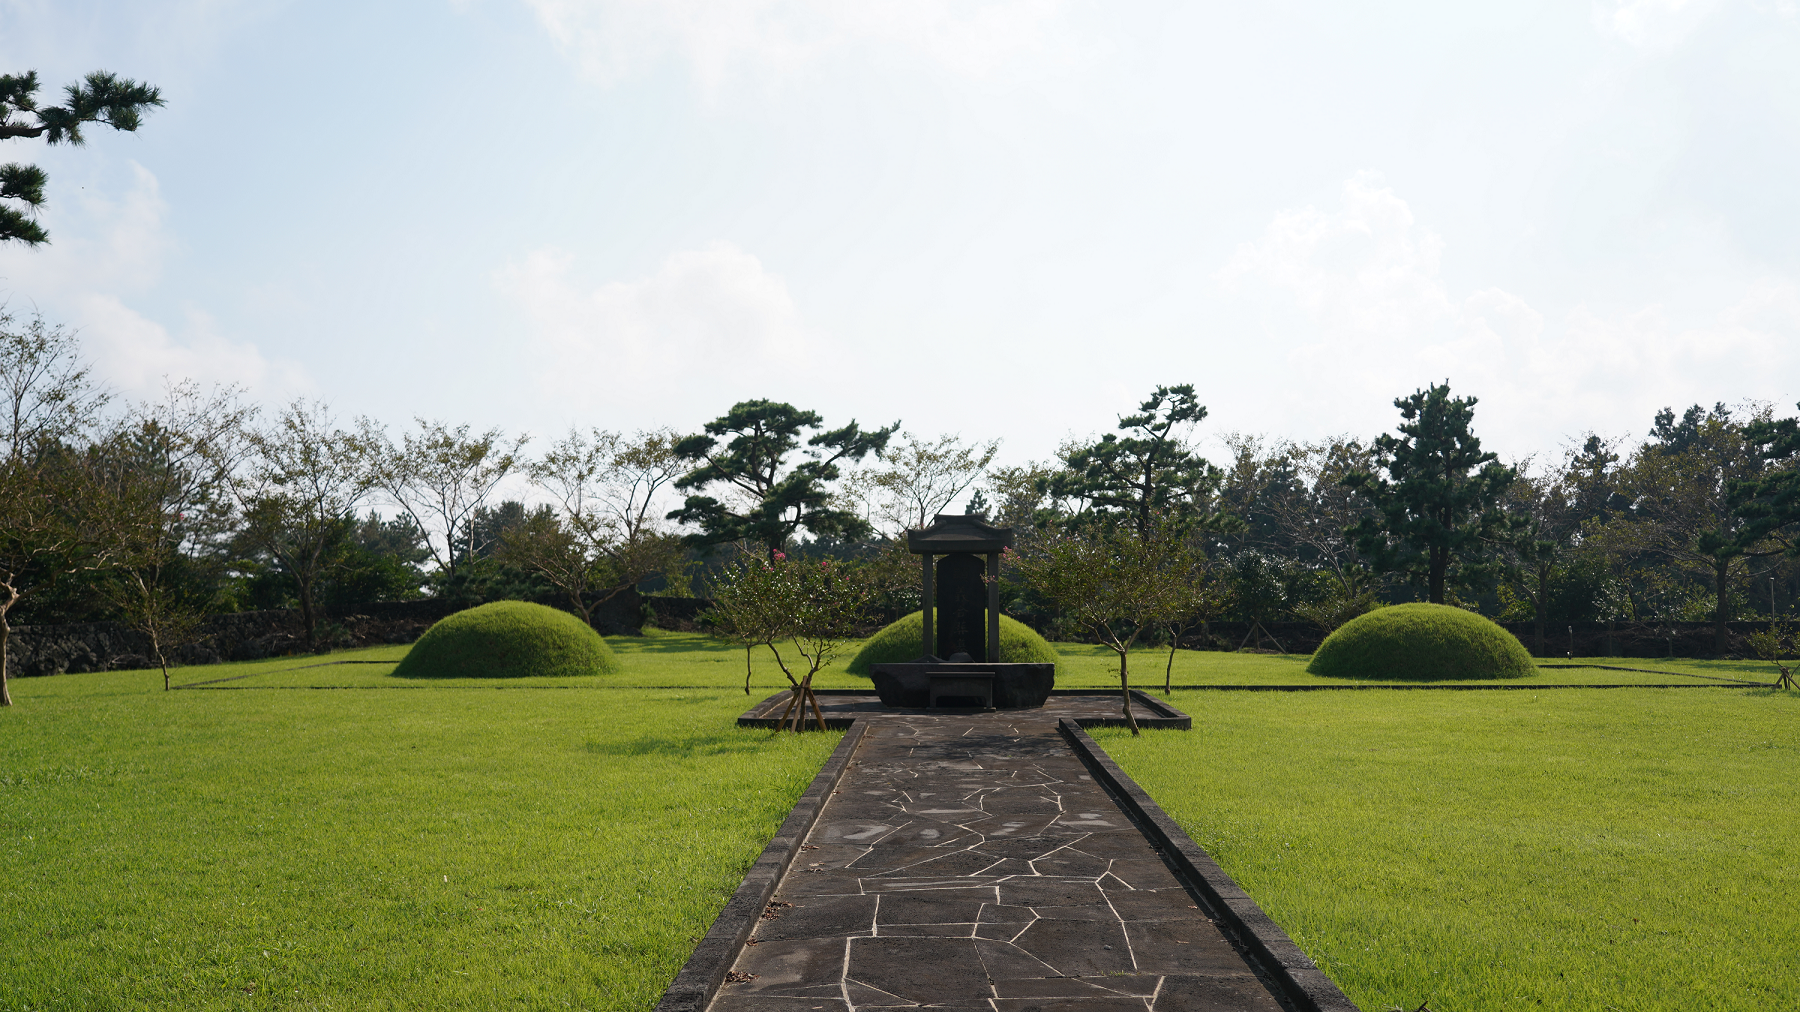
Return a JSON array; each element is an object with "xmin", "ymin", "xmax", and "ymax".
[{"xmin": 870, "ymin": 513, "xmax": 1055, "ymax": 709}]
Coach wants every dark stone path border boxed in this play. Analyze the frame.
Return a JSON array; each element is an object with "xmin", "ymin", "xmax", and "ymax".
[
  {"xmin": 1161, "ymin": 682, "xmax": 1767, "ymax": 691},
  {"xmin": 1059, "ymin": 719, "xmax": 1358, "ymax": 1012},
  {"xmin": 736, "ymin": 689, "xmax": 1194, "ymax": 730},
  {"xmin": 664, "ymin": 702, "xmax": 1359, "ymax": 1011},
  {"xmin": 658, "ymin": 719, "xmax": 869, "ymax": 1012}
]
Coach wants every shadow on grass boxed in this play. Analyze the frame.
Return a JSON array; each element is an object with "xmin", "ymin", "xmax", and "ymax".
[
  {"xmin": 584, "ymin": 729, "xmax": 785, "ymax": 759},
  {"xmin": 606, "ymin": 631, "xmax": 742, "ymax": 655}
]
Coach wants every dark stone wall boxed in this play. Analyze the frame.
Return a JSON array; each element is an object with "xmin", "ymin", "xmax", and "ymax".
[
  {"xmin": 13, "ymin": 596, "xmax": 1772, "ymax": 680},
  {"xmin": 6, "ymin": 593, "xmax": 651, "ymax": 679},
  {"xmin": 643, "ymin": 596, "xmax": 713, "ymax": 632}
]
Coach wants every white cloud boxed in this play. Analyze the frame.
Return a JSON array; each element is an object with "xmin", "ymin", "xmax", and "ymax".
[
  {"xmin": 522, "ymin": 0, "xmax": 1078, "ymax": 90},
  {"xmin": 1217, "ymin": 172, "xmax": 1456, "ymax": 349},
  {"xmin": 1214, "ymin": 172, "xmax": 1800, "ymax": 453},
  {"xmin": 0, "ymin": 161, "xmax": 308, "ymax": 402},
  {"xmin": 1, "ymin": 161, "xmax": 173, "ymax": 293},
  {"xmin": 76, "ymin": 296, "xmax": 309, "ymax": 399},
  {"xmin": 1592, "ymin": 0, "xmax": 1721, "ymax": 51},
  {"xmin": 495, "ymin": 241, "xmax": 816, "ymax": 411}
]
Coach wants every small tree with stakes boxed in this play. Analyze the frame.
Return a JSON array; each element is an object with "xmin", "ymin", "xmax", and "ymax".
[
  {"xmin": 1011, "ymin": 513, "xmax": 1203, "ymax": 734},
  {"xmin": 706, "ymin": 549, "xmax": 873, "ymax": 729},
  {"xmin": 1745, "ymin": 618, "xmax": 1797, "ymax": 691}
]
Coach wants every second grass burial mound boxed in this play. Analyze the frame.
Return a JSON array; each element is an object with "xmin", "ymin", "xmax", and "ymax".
[
  {"xmin": 1307, "ymin": 602, "xmax": 1536, "ymax": 681},
  {"xmin": 392, "ymin": 601, "xmax": 621, "ymax": 679},
  {"xmin": 846, "ymin": 610, "xmax": 1060, "ymax": 675}
]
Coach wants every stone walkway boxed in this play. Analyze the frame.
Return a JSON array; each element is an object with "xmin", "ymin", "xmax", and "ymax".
[{"xmin": 707, "ymin": 700, "xmax": 1293, "ymax": 1011}]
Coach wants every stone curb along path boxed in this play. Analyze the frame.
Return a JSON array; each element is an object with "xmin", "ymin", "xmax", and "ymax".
[{"xmin": 657, "ymin": 697, "xmax": 1358, "ymax": 1012}]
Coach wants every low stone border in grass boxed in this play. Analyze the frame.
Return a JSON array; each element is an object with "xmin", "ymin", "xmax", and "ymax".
[
  {"xmin": 656, "ymin": 719, "xmax": 868, "ymax": 1012},
  {"xmin": 1053, "ymin": 687, "xmax": 1193, "ymax": 729},
  {"xmin": 733, "ymin": 688, "xmax": 1193, "ymax": 729},
  {"xmin": 1058, "ymin": 718, "xmax": 1359, "ymax": 1012},
  {"xmin": 1159, "ymin": 682, "xmax": 1769, "ymax": 691}
]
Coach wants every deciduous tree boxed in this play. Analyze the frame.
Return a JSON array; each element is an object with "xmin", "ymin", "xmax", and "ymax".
[
  {"xmin": 1010, "ymin": 514, "xmax": 1204, "ymax": 734},
  {"xmin": 1606, "ymin": 404, "xmax": 1781, "ymax": 652},
  {"xmin": 0, "ymin": 314, "xmax": 115, "ymax": 704},
  {"xmin": 98, "ymin": 382, "xmax": 253, "ymax": 688},
  {"xmin": 0, "ymin": 445, "xmax": 110, "ymax": 705},
  {"xmin": 232, "ymin": 401, "xmax": 377, "ymax": 648},
  {"xmin": 508, "ymin": 428, "xmax": 686, "ymax": 623},
  {"xmin": 367, "ymin": 419, "xmax": 529, "ymax": 577},
  {"xmin": 2, "ymin": 309, "xmax": 109, "ymax": 461},
  {"xmin": 847, "ymin": 431, "xmax": 999, "ymax": 534},
  {"xmin": 703, "ymin": 550, "xmax": 873, "ymax": 724}
]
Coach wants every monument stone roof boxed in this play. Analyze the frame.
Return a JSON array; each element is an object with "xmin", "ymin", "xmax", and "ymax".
[{"xmin": 906, "ymin": 513, "xmax": 1014, "ymax": 554}]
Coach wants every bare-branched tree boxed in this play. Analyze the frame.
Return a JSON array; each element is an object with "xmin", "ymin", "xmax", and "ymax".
[
  {"xmin": 231, "ymin": 401, "xmax": 378, "ymax": 648},
  {"xmin": 367, "ymin": 419, "xmax": 529, "ymax": 577}
]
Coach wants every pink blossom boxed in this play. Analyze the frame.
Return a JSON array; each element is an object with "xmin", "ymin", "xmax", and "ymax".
[{"xmin": 773, "ymin": 551, "xmax": 787, "ymax": 561}]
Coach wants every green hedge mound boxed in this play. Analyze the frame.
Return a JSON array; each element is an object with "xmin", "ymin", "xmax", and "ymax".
[
  {"xmin": 1307, "ymin": 602, "xmax": 1535, "ymax": 681},
  {"xmin": 846, "ymin": 611, "xmax": 1061, "ymax": 676},
  {"xmin": 392, "ymin": 601, "xmax": 621, "ymax": 679}
]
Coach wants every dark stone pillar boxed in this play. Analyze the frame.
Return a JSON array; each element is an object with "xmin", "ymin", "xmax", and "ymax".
[
  {"xmin": 935, "ymin": 553, "xmax": 987, "ymax": 660},
  {"xmin": 986, "ymin": 552, "xmax": 1000, "ymax": 662},
  {"xmin": 920, "ymin": 553, "xmax": 935, "ymax": 659}
]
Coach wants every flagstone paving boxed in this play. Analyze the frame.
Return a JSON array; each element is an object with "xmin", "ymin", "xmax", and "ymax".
[{"xmin": 708, "ymin": 702, "xmax": 1293, "ymax": 1011}]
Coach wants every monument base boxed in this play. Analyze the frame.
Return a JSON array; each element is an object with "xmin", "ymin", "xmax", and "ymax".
[{"xmin": 869, "ymin": 662, "xmax": 1055, "ymax": 709}]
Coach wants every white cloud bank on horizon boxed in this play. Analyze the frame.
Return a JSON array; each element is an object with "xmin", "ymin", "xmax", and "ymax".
[
  {"xmin": 1216, "ymin": 172, "xmax": 1800, "ymax": 455},
  {"xmin": 495, "ymin": 241, "xmax": 819, "ymax": 414},
  {"xmin": 0, "ymin": 162, "xmax": 308, "ymax": 403},
  {"xmin": 522, "ymin": 0, "xmax": 1080, "ymax": 90}
]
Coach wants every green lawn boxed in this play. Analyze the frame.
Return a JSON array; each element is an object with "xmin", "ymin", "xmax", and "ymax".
[
  {"xmin": 0, "ymin": 661, "xmax": 839, "ymax": 1011},
  {"xmin": 146, "ymin": 630, "xmax": 1779, "ymax": 692},
  {"xmin": 1098, "ymin": 688, "xmax": 1800, "ymax": 1011},
  {"xmin": 2, "ymin": 633, "xmax": 1790, "ymax": 1010}
]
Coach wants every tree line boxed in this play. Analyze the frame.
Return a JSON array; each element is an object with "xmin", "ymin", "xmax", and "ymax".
[{"xmin": 4, "ymin": 306, "xmax": 1799, "ymax": 705}]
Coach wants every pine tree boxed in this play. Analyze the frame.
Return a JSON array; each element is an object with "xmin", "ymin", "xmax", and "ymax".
[
  {"xmin": 1, "ymin": 70, "xmax": 163, "ymax": 246},
  {"xmin": 1049, "ymin": 384, "xmax": 1221, "ymax": 538},
  {"xmin": 1733, "ymin": 403, "xmax": 1800, "ymax": 558},
  {"xmin": 1344, "ymin": 382, "xmax": 1518, "ymax": 604},
  {"xmin": 668, "ymin": 400, "xmax": 897, "ymax": 556}
]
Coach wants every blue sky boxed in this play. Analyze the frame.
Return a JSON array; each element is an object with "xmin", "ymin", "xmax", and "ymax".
[{"xmin": 3, "ymin": 0, "xmax": 1797, "ymax": 471}]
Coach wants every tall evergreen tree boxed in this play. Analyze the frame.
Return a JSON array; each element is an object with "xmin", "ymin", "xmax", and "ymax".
[
  {"xmin": 1733, "ymin": 402, "xmax": 1800, "ymax": 558},
  {"xmin": 2, "ymin": 71, "xmax": 163, "ymax": 246},
  {"xmin": 1344, "ymin": 382, "xmax": 1518, "ymax": 604},
  {"xmin": 668, "ymin": 400, "xmax": 897, "ymax": 556},
  {"xmin": 1050, "ymin": 384, "xmax": 1222, "ymax": 538}
]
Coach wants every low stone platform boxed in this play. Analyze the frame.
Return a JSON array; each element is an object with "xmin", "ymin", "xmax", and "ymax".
[
  {"xmin": 666, "ymin": 705, "xmax": 1355, "ymax": 1012},
  {"xmin": 737, "ymin": 690, "xmax": 1194, "ymax": 731}
]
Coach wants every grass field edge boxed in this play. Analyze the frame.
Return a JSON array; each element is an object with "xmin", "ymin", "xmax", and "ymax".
[
  {"xmin": 655, "ymin": 719, "xmax": 869, "ymax": 1012},
  {"xmin": 1059, "ymin": 718, "xmax": 1360, "ymax": 1012}
]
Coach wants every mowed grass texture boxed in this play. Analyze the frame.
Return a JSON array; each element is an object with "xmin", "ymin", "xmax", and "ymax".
[
  {"xmin": 143, "ymin": 631, "xmax": 1782, "ymax": 693},
  {"xmin": 0, "ymin": 670, "xmax": 839, "ymax": 1011},
  {"xmin": 1097, "ymin": 688, "xmax": 1800, "ymax": 1011},
  {"xmin": 3, "ymin": 631, "xmax": 1790, "ymax": 1011},
  {"xmin": 392, "ymin": 600, "xmax": 622, "ymax": 679},
  {"xmin": 1309, "ymin": 602, "xmax": 1537, "ymax": 681}
]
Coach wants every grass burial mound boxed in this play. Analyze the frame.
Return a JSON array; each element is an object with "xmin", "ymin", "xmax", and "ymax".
[
  {"xmin": 846, "ymin": 610, "xmax": 1061, "ymax": 675},
  {"xmin": 391, "ymin": 600, "xmax": 621, "ymax": 679},
  {"xmin": 1308, "ymin": 602, "xmax": 1535, "ymax": 681}
]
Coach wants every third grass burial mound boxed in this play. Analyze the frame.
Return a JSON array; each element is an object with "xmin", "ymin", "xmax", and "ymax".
[
  {"xmin": 846, "ymin": 610, "xmax": 1060, "ymax": 675},
  {"xmin": 1307, "ymin": 602, "xmax": 1536, "ymax": 681},
  {"xmin": 392, "ymin": 601, "xmax": 621, "ymax": 679}
]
